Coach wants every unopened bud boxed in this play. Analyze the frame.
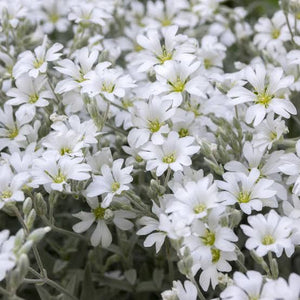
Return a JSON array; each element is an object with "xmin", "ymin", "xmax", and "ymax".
[
  {"xmin": 28, "ymin": 227, "xmax": 51, "ymax": 243},
  {"xmin": 17, "ymin": 254, "xmax": 29, "ymax": 283},
  {"xmin": 14, "ymin": 229, "xmax": 25, "ymax": 250},
  {"xmin": 22, "ymin": 198, "xmax": 32, "ymax": 216},
  {"xmin": 25, "ymin": 209, "xmax": 36, "ymax": 230},
  {"xmin": 19, "ymin": 240, "xmax": 33, "ymax": 255},
  {"xmin": 34, "ymin": 193, "xmax": 47, "ymax": 216}
]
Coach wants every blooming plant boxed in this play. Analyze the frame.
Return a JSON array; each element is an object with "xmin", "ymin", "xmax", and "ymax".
[{"xmin": 0, "ymin": 0, "xmax": 300, "ymax": 299}]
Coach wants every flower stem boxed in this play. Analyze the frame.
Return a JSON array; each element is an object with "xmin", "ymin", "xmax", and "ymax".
[{"xmin": 29, "ymin": 267, "xmax": 79, "ymax": 300}]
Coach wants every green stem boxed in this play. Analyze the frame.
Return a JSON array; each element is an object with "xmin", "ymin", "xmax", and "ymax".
[
  {"xmin": 284, "ymin": 11, "xmax": 295, "ymax": 44},
  {"xmin": 13, "ymin": 206, "xmax": 46, "ymax": 277},
  {"xmin": 0, "ymin": 286, "xmax": 12, "ymax": 297},
  {"xmin": 188, "ymin": 276, "xmax": 206, "ymax": 300},
  {"xmin": 29, "ymin": 268, "xmax": 78, "ymax": 300},
  {"xmin": 41, "ymin": 216, "xmax": 88, "ymax": 241},
  {"xmin": 98, "ymin": 101, "xmax": 110, "ymax": 131},
  {"xmin": 164, "ymin": 168, "xmax": 172, "ymax": 188}
]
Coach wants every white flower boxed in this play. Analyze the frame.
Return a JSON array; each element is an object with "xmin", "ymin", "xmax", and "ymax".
[
  {"xmin": 218, "ymin": 168, "xmax": 277, "ymax": 214},
  {"xmin": 198, "ymin": 248, "xmax": 236, "ymax": 291},
  {"xmin": 40, "ymin": 0, "xmax": 69, "ymax": 34},
  {"xmin": 50, "ymin": 115, "xmax": 98, "ymax": 146},
  {"xmin": 86, "ymin": 159, "xmax": 133, "ymax": 208},
  {"xmin": 139, "ymin": 131, "xmax": 200, "ymax": 176},
  {"xmin": 73, "ymin": 197, "xmax": 135, "ymax": 247},
  {"xmin": 261, "ymin": 273, "xmax": 300, "ymax": 300},
  {"xmin": 241, "ymin": 210, "xmax": 293, "ymax": 257},
  {"xmin": 279, "ymin": 140, "xmax": 300, "ymax": 195},
  {"xmin": 42, "ymin": 129, "xmax": 86, "ymax": 157},
  {"xmin": 81, "ymin": 63, "xmax": 136, "ymax": 101},
  {"xmin": 228, "ymin": 64, "xmax": 296, "ymax": 126},
  {"xmin": 137, "ymin": 200, "xmax": 168, "ymax": 253},
  {"xmin": 0, "ymin": 164, "xmax": 27, "ymax": 209},
  {"xmin": 220, "ymin": 270, "xmax": 263, "ymax": 300},
  {"xmin": 0, "ymin": 105, "xmax": 31, "ymax": 152},
  {"xmin": 134, "ymin": 25, "xmax": 196, "ymax": 72},
  {"xmin": 252, "ymin": 113, "xmax": 288, "ymax": 151},
  {"xmin": 254, "ymin": 11, "xmax": 290, "ymax": 51},
  {"xmin": 132, "ymin": 97, "xmax": 176, "ymax": 146},
  {"xmin": 162, "ymin": 280, "xmax": 197, "ymax": 300},
  {"xmin": 31, "ymin": 152, "xmax": 91, "ymax": 192},
  {"xmin": 6, "ymin": 75, "xmax": 52, "ymax": 122},
  {"xmin": 0, "ymin": 230, "xmax": 16, "ymax": 281},
  {"xmin": 165, "ymin": 175, "xmax": 221, "ymax": 223},
  {"xmin": 55, "ymin": 47, "xmax": 98, "ymax": 94},
  {"xmin": 184, "ymin": 209, "xmax": 238, "ymax": 265},
  {"xmin": 153, "ymin": 60, "xmax": 208, "ymax": 106},
  {"xmin": 68, "ymin": 3, "xmax": 111, "ymax": 26},
  {"xmin": 13, "ymin": 36, "xmax": 63, "ymax": 78},
  {"xmin": 197, "ymin": 35, "xmax": 226, "ymax": 74}
]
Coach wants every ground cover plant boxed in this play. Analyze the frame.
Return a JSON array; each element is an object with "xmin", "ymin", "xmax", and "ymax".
[{"xmin": 0, "ymin": 0, "xmax": 300, "ymax": 299}]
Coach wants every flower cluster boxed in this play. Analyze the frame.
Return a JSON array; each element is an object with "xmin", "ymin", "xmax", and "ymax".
[{"xmin": 0, "ymin": 0, "xmax": 300, "ymax": 299}]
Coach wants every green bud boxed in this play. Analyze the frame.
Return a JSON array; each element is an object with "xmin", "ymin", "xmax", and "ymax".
[
  {"xmin": 34, "ymin": 193, "xmax": 47, "ymax": 216},
  {"xmin": 22, "ymin": 198, "xmax": 32, "ymax": 216},
  {"xmin": 14, "ymin": 229, "xmax": 25, "ymax": 250},
  {"xmin": 27, "ymin": 227, "xmax": 51, "ymax": 243},
  {"xmin": 16, "ymin": 254, "xmax": 29, "ymax": 284},
  {"xmin": 280, "ymin": 0, "xmax": 290, "ymax": 12},
  {"xmin": 230, "ymin": 209, "xmax": 242, "ymax": 228},
  {"xmin": 270, "ymin": 258, "xmax": 279, "ymax": 279},
  {"xmin": 25, "ymin": 209, "xmax": 36, "ymax": 230},
  {"xmin": 18, "ymin": 240, "xmax": 33, "ymax": 255}
]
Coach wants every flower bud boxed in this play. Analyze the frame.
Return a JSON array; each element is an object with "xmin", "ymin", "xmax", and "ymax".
[
  {"xmin": 16, "ymin": 254, "xmax": 29, "ymax": 284},
  {"xmin": 14, "ymin": 229, "xmax": 25, "ymax": 250},
  {"xmin": 22, "ymin": 197, "xmax": 32, "ymax": 216},
  {"xmin": 34, "ymin": 193, "xmax": 47, "ymax": 216},
  {"xmin": 25, "ymin": 209, "xmax": 36, "ymax": 230},
  {"xmin": 27, "ymin": 227, "xmax": 51, "ymax": 243},
  {"xmin": 18, "ymin": 240, "xmax": 33, "ymax": 255}
]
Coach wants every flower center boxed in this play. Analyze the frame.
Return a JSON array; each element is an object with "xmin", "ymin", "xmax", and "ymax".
[
  {"xmin": 50, "ymin": 13, "xmax": 59, "ymax": 23},
  {"xmin": 111, "ymin": 182, "xmax": 120, "ymax": 192},
  {"xmin": 178, "ymin": 128, "xmax": 189, "ymax": 138},
  {"xmin": 204, "ymin": 58, "xmax": 212, "ymax": 69},
  {"xmin": 162, "ymin": 153, "xmax": 176, "ymax": 164},
  {"xmin": 8, "ymin": 127, "xmax": 18, "ymax": 139},
  {"xmin": 169, "ymin": 77, "xmax": 185, "ymax": 92},
  {"xmin": 76, "ymin": 70, "xmax": 86, "ymax": 83},
  {"xmin": 33, "ymin": 58, "xmax": 44, "ymax": 69},
  {"xmin": 202, "ymin": 229, "xmax": 215, "ymax": 246},
  {"xmin": 255, "ymin": 92, "xmax": 273, "ymax": 107},
  {"xmin": 134, "ymin": 44, "xmax": 143, "ymax": 52},
  {"xmin": 135, "ymin": 155, "xmax": 143, "ymax": 163},
  {"xmin": 271, "ymin": 28, "xmax": 280, "ymax": 39},
  {"xmin": 157, "ymin": 46, "xmax": 173, "ymax": 63},
  {"xmin": 161, "ymin": 18, "xmax": 172, "ymax": 26},
  {"xmin": 237, "ymin": 191, "xmax": 251, "ymax": 203},
  {"xmin": 148, "ymin": 119, "xmax": 162, "ymax": 133},
  {"xmin": 53, "ymin": 169, "xmax": 66, "ymax": 183},
  {"xmin": 60, "ymin": 147, "xmax": 71, "ymax": 155},
  {"xmin": 211, "ymin": 248, "xmax": 221, "ymax": 263},
  {"xmin": 270, "ymin": 131, "xmax": 277, "ymax": 140},
  {"xmin": 29, "ymin": 94, "xmax": 39, "ymax": 104},
  {"xmin": 101, "ymin": 82, "xmax": 115, "ymax": 93},
  {"xmin": 122, "ymin": 99, "xmax": 133, "ymax": 108},
  {"xmin": 93, "ymin": 206, "xmax": 106, "ymax": 219},
  {"xmin": 193, "ymin": 203, "xmax": 206, "ymax": 214},
  {"xmin": 1, "ymin": 190, "xmax": 12, "ymax": 199},
  {"xmin": 262, "ymin": 234, "xmax": 275, "ymax": 245}
]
